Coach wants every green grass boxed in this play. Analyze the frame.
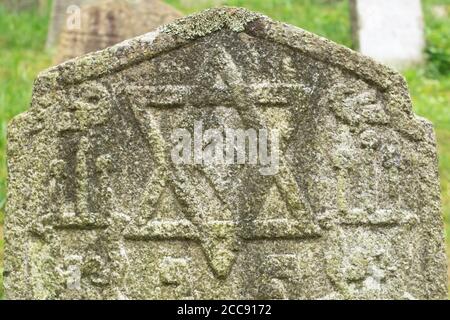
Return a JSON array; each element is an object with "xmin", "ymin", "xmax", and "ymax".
[
  {"xmin": 0, "ymin": 227, "xmax": 3, "ymax": 299},
  {"xmin": 0, "ymin": 0, "xmax": 449, "ymax": 299}
]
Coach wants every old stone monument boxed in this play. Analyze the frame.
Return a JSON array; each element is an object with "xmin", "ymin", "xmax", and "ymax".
[
  {"xmin": 52, "ymin": 0, "xmax": 182, "ymax": 63},
  {"xmin": 5, "ymin": 7, "xmax": 448, "ymax": 299},
  {"xmin": 350, "ymin": 0, "xmax": 426, "ymax": 70}
]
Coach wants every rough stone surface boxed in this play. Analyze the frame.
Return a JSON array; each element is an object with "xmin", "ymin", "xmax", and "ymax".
[
  {"xmin": 5, "ymin": 7, "xmax": 448, "ymax": 300},
  {"xmin": 350, "ymin": 0, "xmax": 426, "ymax": 70},
  {"xmin": 53, "ymin": 0, "xmax": 182, "ymax": 63}
]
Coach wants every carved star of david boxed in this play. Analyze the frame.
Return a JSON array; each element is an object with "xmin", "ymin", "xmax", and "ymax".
[{"xmin": 124, "ymin": 47, "xmax": 321, "ymax": 279}]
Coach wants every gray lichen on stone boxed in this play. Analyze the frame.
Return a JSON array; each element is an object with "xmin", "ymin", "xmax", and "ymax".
[
  {"xmin": 5, "ymin": 7, "xmax": 448, "ymax": 300},
  {"xmin": 161, "ymin": 6, "xmax": 263, "ymax": 38}
]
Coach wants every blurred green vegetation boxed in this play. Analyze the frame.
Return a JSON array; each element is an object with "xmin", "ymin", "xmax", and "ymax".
[
  {"xmin": 424, "ymin": 0, "xmax": 450, "ymax": 76},
  {"xmin": 0, "ymin": 0, "xmax": 449, "ymax": 299}
]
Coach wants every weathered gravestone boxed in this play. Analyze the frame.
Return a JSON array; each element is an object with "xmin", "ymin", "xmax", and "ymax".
[
  {"xmin": 46, "ymin": 0, "xmax": 95, "ymax": 49},
  {"xmin": 350, "ymin": 0, "xmax": 426, "ymax": 70},
  {"xmin": 53, "ymin": 0, "xmax": 183, "ymax": 63},
  {"xmin": 5, "ymin": 7, "xmax": 448, "ymax": 299}
]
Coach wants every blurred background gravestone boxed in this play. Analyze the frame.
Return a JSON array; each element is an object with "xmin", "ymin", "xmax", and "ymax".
[
  {"xmin": 350, "ymin": 0, "xmax": 426, "ymax": 70},
  {"xmin": 1, "ymin": 0, "xmax": 48, "ymax": 12},
  {"xmin": 52, "ymin": 0, "xmax": 183, "ymax": 63},
  {"xmin": 46, "ymin": 0, "xmax": 95, "ymax": 49}
]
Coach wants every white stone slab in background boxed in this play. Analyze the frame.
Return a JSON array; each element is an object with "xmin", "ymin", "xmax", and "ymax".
[{"xmin": 350, "ymin": 0, "xmax": 425, "ymax": 70}]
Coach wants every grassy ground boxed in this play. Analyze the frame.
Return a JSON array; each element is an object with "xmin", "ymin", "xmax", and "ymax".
[{"xmin": 0, "ymin": 0, "xmax": 449, "ymax": 299}]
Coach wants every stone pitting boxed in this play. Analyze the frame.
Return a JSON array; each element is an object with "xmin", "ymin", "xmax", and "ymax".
[{"xmin": 5, "ymin": 7, "xmax": 448, "ymax": 300}]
